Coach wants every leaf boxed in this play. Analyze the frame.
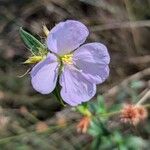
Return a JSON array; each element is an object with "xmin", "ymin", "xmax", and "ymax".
[
  {"xmin": 89, "ymin": 95, "xmax": 106, "ymax": 114},
  {"xmin": 19, "ymin": 27, "xmax": 46, "ymax": 55},
  {"xmin": 96, "ymin": 95, "xmax": 106, "ymax": 114},
  {"xmin": 52, "ymin": 83, "xmax": 66, "ymax": 107},
  {"xmin": 89, "ymin": 121, "xmax": 101, "ymax": 135}
]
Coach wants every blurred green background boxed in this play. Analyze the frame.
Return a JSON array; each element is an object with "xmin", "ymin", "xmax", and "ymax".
[{"xmin": 0, "ymin": 0, "xmax": 150, "ymax": 149}]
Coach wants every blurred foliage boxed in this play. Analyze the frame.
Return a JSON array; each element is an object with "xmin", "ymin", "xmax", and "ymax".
[{"xmin": 87, "ymin": 95, "xmax": 149, "ymax": 150}]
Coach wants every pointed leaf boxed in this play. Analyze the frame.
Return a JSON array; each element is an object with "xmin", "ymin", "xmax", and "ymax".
[{"xmin": 19, "ymin": 27, "xmax": 46, "ymax": 55}]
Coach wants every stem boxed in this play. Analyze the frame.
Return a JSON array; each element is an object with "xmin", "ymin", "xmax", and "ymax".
[
  {"xmin": 94, "ymin": 110, "xmax": 121, "ymax": 118},
  {"xmin": 17, "ymin": 68, "xmax": 31, "ymax": 78},
  {"xmin": 136, "ymin": 90, "xmax": 150, "ymax": 105},
  {"xmin": 144, "ymin": 104, "xmax": 150, "ymax": 108},
  {"xmin": 94, "ymin": 104, "xmax": 150, "ymax": 118},
  {"xmin": 100, "ymin": 110, "xmax": 121, "ymax": 117}
]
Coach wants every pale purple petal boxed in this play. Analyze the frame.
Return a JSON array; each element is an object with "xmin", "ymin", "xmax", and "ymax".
[
  {"xmin": 31, "ymin": 53, "xmax": 59, "ymax": 94},
  {"xmin": 47, "ymin": 20, "xmax": 89, "ymax": 55},
  {"xmin": 73, "ymin": 43, "xmax": 110, "ymax": 84},
  {"xmin": 59, "ymin": 66, "xmax": 96, "ymax": 106}
]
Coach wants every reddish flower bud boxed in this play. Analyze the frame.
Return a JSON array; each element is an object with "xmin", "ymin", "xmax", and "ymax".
[
  {"xmin": 76, "ymin": 116, "xmax": 91, "ymax": 133},
  {"xmin": 120, "ymin": 104, "xmax": 148, "ymax": 125}
]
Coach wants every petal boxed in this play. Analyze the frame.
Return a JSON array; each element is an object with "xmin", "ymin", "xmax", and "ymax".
[
  {"xmin": 31, "ymin": 53, "xmax": 59, "ymax": 94},
  {"xmin": 73, "ymin": 43, "xmax": 110, "ymax": 84},
  {"xmin": 59, "ymin": 66, "xmax": 96, "ymax": 106},
  {"xmin": 47, "ymin": 20, "xmax": 89, "ymax": 55}
]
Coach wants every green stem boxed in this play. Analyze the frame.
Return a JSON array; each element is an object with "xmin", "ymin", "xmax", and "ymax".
[
  {"xmin": 99, "ymin": 110, "xmax": 121, "ymax": 117},
  {"xmin": 93, "ymin": 104, "xmax": 149, "ymax": 118},
  {"xmin": 136, "ymin": 90, "xmax": 150, "ymax": 105}
]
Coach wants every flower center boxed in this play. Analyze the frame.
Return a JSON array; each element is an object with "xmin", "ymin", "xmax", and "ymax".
[{"xmin": 61, "ymin": 54, "xmax": 73, "ymax": 65}]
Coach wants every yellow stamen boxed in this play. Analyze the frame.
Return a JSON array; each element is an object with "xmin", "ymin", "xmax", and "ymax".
[{"xmin": 61, "ymin": 54, "xmax": 73, "ymax": 65}]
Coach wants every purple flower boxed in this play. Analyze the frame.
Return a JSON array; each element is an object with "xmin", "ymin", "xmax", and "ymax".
[{"xmin": 31, "ymin": 20, "xmax": 110, "ymax": 106}]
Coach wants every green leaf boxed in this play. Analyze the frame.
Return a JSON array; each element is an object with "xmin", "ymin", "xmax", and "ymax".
[
  {"xmin": 88, "ymin": 95, "xmax": 106, "ymax": 114},
  {"xmin": 52, "ymin": 83, "xmax": 66, "ymax": 107},
  {"xmin": 96, "ymin": 95, "xmax": 106, "ymax": 114},
  {"xmin": 19, "ymin": 27, "xmax": 46, "ymax": 55},
  {"xmin": 88, "ymin": 120, "xmax": 102, "ymax": 136}
]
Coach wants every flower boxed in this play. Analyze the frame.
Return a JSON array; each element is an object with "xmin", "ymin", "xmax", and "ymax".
[
  {"xmin": 120, "ymin": 104, "xmax": 148, "ymax": 125},
  {"xmin": 31, "ymin": 20, "xmax": 110, "ymax": 106}
]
